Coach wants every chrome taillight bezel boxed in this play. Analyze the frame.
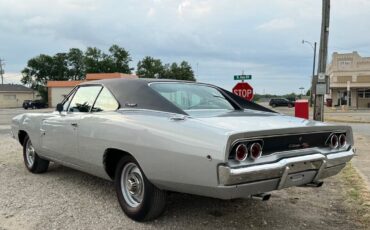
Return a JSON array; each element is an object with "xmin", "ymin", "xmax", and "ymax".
[
  {"xmin": 329, "ymin": 134, "xmax": 339, "ymax": 149},
  {"xmin": 235, "ymin": 144, "xmax": 248, "ymax": 161},
  {"xmin": 338, "ymin": 134, "xmax": 347, "ymax": 148},
  {"xmin": 249, "ymin": 142, "xmax": 263, "ymax": 160}
]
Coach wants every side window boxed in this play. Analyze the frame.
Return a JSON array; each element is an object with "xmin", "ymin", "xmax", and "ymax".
[
  {"xmin": 68, "ymin": 86, "xmax": 102, "ymax": 112},
  {"xmin": 92, "ymin": 87, "xmax": 119, "ymax": 112}
]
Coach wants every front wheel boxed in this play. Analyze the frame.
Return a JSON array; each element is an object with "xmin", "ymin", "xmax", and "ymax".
[
  {"xmin": 115, "ymin": 155, "xmax": 166, "ymax": 221},
  {"xmin": 23, "ymin": 136, "xmax": 49, "ymax": 173}
]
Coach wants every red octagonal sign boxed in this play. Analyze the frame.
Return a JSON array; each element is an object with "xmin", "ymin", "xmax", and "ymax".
[{"xmin": 232, "ymin": 82, "xmax": 254, "ymax": 101}]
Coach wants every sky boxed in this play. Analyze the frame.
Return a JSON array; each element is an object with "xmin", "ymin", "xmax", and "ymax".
[{"xmin": 1, "ymin": 0, "xmax": 370, "ymax": 94}]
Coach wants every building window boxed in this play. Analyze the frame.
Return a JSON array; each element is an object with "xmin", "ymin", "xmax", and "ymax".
[
  {"xmin": 3, "ymin": 95, "xmax": 16, "ymax": 100},
  {"xmin": 358, "ymin": 89, "xmax": 370, "ymax": 99}
]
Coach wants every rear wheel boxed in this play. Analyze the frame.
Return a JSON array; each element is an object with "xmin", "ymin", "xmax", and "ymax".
[
  {"xmin": 115, "ymin": 155, "xmax": 166, "ymax": 221},
  {"xmin": 23, "ymin": 136, "xmax": 49, "ymax": 173}
]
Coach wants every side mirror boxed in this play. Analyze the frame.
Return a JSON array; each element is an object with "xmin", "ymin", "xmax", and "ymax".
[{"xmin": 56, "ymin": 103, "xmax": 64, "ymax": 114}]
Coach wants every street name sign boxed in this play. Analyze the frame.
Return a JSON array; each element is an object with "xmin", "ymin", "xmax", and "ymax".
[{"xmin": 234, "ymin": 75, "xmax": 252, "ymax": 80}]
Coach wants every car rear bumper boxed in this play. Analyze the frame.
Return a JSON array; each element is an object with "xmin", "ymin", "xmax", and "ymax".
[{"xmin": 214, "ymin": 149, "xmax": 354, "ymax": 199}]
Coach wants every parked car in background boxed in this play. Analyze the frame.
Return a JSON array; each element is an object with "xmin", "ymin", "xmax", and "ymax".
[
  {"xmin": 269, "ymin": 98, "xmax": 295, "ymax": 108},
  {"xmin": 12, "ymin": 79, "xmax": 354, "ymax": 221},
  {"xmin": 22, "ymin": 100, "xmax": 47, "ymax": 109}
]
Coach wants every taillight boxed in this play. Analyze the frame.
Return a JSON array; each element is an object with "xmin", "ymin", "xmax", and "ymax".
[
  {"xmin": 339, "ymin": 134, "xmax": 347, "ymax": 148},
  {"xmin": 249, "ymin": 142, "xmax": 262, "ymax": 160},
  {"xmin": 235, "ymin": 144, "xmax": 248, "ymax": 161},
  {"xmin": 329, "ymin": 134, "xmax": 339, "ymax": 149}
]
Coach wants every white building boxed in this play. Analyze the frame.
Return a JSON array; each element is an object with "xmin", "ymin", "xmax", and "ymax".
[
  {"xmin": 0, "ymin": 84, "xmax": 36, "ymax": 108},
  {"xmin": 328, "ymin": 52, "xmax": 370, "ymax": 109}
]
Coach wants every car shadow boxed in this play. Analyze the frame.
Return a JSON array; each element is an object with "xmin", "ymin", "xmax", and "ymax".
[{"xmin": 41, "ymin": 163, "xmax": 359, "ymax": 230}]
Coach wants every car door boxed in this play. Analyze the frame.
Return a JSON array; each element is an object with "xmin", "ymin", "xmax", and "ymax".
[
  {"xmin": 40, "ymin": 85, "xmax": 102, "ymax": 166},
  {"xmin": 76, "ymin": 87, "xmax": 120, "ymax": 172}
]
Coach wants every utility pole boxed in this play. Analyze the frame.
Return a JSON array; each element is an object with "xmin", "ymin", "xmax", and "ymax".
[
  {"xmin": 313, "ymin": 0, "xmax": 330, "ymax": 121},
  {"xmin": 0, "ymin": 59, "xmax": 4, "ymax": 85}
]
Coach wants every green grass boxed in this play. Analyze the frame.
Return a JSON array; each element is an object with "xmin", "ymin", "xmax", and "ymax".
[{"xmin": 340, "ymin": 163, "xmax": 370, "ymax": 225}]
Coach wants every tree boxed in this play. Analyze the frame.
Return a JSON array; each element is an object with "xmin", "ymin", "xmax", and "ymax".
[
  {"xmin": 108, "ymin": 44, "xmax": 133, "ymax": 73},
  {"xmin": 21, "ymin": 54, "xmax": 55, "ymax": 102},
  {"xmin": 84, "ymin": 47, "xmax": 104, "ymax": 73},
  {"xmin": 52, "ymin": 53, "xmax": 69, "ymax": 81},
  {"xmin": 136, "ymin": 56, "xmax": 164, "ymax": 78},
  {"xmin": 68, "ymin": 48, "xmax": 85, "ymax": 80},
  {"xmin": 84, "ymin": 45, "xmax": 132, "ymax": 73},
  {"xmin": 162, "ymin": 61, "xmax": 196, "ymax": 81},
  {"xmin": 21, "ymin": 45, "xmax": 134, "ymax": 102}
]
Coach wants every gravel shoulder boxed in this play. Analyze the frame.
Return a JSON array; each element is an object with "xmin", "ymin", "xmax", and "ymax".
[{"xmin": 0, "ymin": 133, "xmax": 367, "ymax": 230}]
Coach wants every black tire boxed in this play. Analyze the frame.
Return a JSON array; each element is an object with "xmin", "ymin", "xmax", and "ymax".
[
  {"xmin": 115, "ymin": 155, "xmax": 166, "ymax": 221},
  {"xmin": 271, "ymin": 104, "xmax": 276, "ymax": 108},
  {"xmin": 23, "ymin": 135, "xmax": 49, "ymax": 173}
]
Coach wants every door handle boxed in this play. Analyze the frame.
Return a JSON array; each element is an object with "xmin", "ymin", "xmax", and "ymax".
[{"xmin": 71, "ymin": 123, "xmax": 78, "ymax": 127}]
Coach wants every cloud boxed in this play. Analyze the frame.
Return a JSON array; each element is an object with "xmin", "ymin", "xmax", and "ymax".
[
  {"xmin": 0, "ymin": 0, "xmax": 369, "ymax": 94},
  {"xmin": 177, "ymin": 0, "xmax": 211, "ymax": 17},
  {"xmin": 257, "ymin": 18, "xmax": 296, "ymax": 31},
  {"xmin": 2, "ymin": 72, "xmax": 22, "ymax": 84}
]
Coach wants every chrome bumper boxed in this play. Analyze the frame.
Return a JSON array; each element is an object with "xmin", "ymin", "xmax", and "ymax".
[{"xmin": 218, "ymin": 149, "xmax": 354, "ymax": 187}]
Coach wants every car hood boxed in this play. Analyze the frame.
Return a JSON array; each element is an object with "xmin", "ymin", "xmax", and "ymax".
[{"xmin": 188, "ymin": 109, "xmax": 326, "ymax": 133}]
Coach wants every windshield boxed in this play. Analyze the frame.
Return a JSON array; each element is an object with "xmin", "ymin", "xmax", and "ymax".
[{"xmin": 150, "ymin": 83, "xmax": 235, "ymax": 111}]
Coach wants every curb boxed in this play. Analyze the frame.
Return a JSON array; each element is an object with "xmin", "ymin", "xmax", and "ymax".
[{"xmin": 325, "ymin": 118, "xmax": 370, "ymax": 124}]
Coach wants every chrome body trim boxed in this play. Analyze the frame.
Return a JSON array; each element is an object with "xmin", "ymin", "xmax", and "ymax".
[
  {"xmin": 218, "ymin": 148, "xmax": 354, "ymax": 186},
  {"xmin": 230, "ymin": 130, "xmax": 347, "ymax": 148}
]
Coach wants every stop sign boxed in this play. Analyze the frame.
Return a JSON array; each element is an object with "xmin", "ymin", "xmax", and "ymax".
[{"xmin": 232, "ymin": 82, "xmax": 254, "ymax": 101}]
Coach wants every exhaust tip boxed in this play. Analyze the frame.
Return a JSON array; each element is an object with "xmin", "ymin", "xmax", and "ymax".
[
  {"xmin": 251, "ymin": 193, "xmax": 271, "ymax": 201},
  {"xmin": 304, "ymin": 181, "xmax": 324, "ymax": 188}
]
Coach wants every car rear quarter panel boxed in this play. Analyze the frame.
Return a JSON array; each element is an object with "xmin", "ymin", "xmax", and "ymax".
[{"xmin": 77, "ymin": 111, "xmax": 231, "ymax": 189}]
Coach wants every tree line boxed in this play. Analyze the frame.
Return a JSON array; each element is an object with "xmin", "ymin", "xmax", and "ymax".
[{"xmin": 21, "ymin": 44, "xmax": 195, "ymax": 102}]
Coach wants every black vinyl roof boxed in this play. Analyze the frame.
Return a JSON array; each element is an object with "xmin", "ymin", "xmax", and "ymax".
[{"xmin": 80, "ymin": 78, "xmax": 275, "ymax": 114}]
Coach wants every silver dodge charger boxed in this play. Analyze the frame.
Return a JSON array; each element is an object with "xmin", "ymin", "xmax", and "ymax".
[{"xmin": 11, "ymin": 79, "xmax": 355, "ymax": 221}]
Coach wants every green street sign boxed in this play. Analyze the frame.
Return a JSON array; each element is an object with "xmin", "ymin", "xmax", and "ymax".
[{"xmin": 234, "ymin": 74, "xmax": 252, "ymax": 80}]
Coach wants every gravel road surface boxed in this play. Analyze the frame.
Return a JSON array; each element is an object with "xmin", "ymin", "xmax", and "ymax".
[{"xmin": 0, "ymin": 108, "xmax": 367, "ymax": 229}]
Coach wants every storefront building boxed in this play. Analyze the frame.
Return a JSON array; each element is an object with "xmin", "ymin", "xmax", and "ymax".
[{"xmin": 328, "ymin": 52, "xmax": 370, "ymax": 109}]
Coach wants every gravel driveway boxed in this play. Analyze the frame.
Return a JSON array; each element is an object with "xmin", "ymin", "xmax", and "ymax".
[{"xmin": 0, "ymin": 131, "xmax": 366, "ymax": 230}]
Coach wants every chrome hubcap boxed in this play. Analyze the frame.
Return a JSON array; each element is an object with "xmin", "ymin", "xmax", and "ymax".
[
  {"xmin": 121, "ymin": 163, "xmax": 144, "ymax": 207},
  {"xmin": 25, "ymin": 139, "xmax": 35, "ymax": 167}
]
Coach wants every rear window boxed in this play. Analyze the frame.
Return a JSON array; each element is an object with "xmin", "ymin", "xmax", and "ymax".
[{"xmin": 150, "ymin": 83, "xmax": 234, "ymax": 111}]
